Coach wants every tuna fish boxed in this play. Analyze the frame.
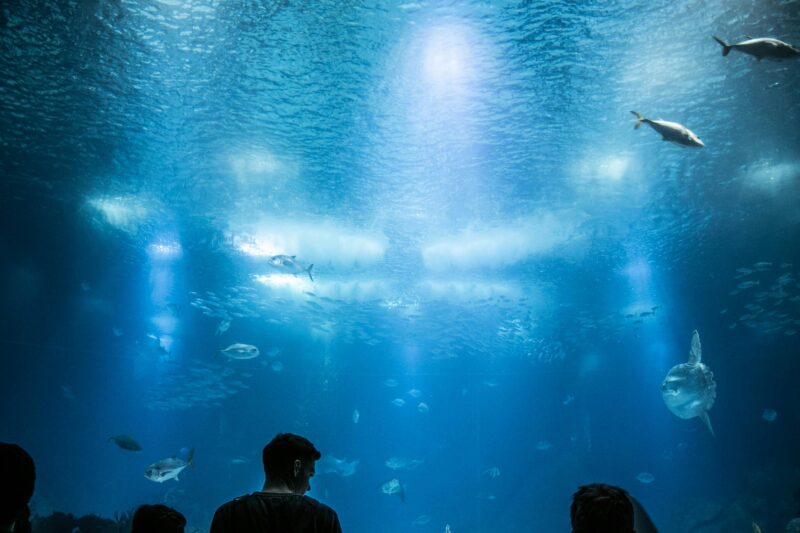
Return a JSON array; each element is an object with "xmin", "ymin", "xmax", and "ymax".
[
  {"xmin": 631, "ymin": 111, "xmax": 704, "ymax": 147},
  {"xmin": 713, "ymin": 36, "xmax": 800, "ymax": 61},
  {"xmin": 268, "ymin": 255, "xmax": 314, "ymax": 281},
  {"xmin": 144, "ymin": 448, "xmax": 194, "ymax": 483}
]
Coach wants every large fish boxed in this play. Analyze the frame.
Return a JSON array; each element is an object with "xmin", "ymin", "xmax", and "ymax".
[
  {"xmin": 268, "ymin": 255, "xmax": 314, "ymax": 281},
  {"xmin": 109, "ymin": 434, "xmax": 142, "ymax": 452},
  {"xmin": 318, "ymin": 456, "xmax": 360, "ymax": 477},
  {"xmin": 661, "ymin": 330, "xmax": 717, "ymax": 435},
  {"xmin": 631, "ymin": 111, "xmax": 704, "ymax": 147},
  {"xmin": 713, "ymin": 36, "xmax": 800, "ymax": 61},
  {"xmin": 221, "ymin": 343, "xmax": 260, "ymax": 360},
  {"xmin": 144, "ymin": 448, "xmax": 194, "ymax": 483}
]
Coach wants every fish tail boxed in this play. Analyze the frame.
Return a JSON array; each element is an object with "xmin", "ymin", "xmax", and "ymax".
[
  {"xmin": 307, "ymin": 264, "xmax": 314, "ymax": 282},
  {"xmin": 713, "ymin": 36, "xmax": 731, "ymax": 56},
  {"xmin": 630, "ymin": 111, "xmax": 645, "ymax": 129}
]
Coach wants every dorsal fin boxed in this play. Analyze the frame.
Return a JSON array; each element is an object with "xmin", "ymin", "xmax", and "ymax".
[{"xmin": 688, "ymin": 330, "xmax": 701, "ymax": 364}]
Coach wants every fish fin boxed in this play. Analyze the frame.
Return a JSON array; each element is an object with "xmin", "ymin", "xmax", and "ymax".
[
  {"xmin": 307, "ymin": 264, "xmax": 314, "ymax": 282},
  {"xmin": 174, "ymin": 475, "xmax": 179, "ymax": 481},
  {"xmin": 187, "ymin": 447, "xmax": 195, "ymax": 466},
  {"xmin": 688, "ymin": 330, "xmax": 701, "ymax": 364},
  {"xmin": 700, "ymin": 411, "xmax": 714, "ymax": 437},
  {"xmin": 713, "ymin": 36, "xmax": 731, "ymax": 56},
  {"xmin": 753, "ymin": 522, "xmax": 762, "ymax": 533},
  {"xmin": 630, "ymin": 111, "xmax": 644, "ymax": 129}
]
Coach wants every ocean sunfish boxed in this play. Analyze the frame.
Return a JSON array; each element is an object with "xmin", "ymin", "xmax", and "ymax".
[{"xmin": 661, "ymin": 330, "xmax": 717, "ymax": 435}]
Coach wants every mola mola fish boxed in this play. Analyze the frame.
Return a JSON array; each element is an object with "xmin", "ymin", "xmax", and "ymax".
[{"xmin": 662, "ymin": 330, "xmax": 717, "ymax": 435}]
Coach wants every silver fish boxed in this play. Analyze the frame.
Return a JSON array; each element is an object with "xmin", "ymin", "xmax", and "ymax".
[
  {"xmin": 662, "ymin": 330, "xmax": 717, "ymax": 435},
  {"xmin": 713, "ymin": 36, "xmax": 800, "ymax": 61},
  {"xmin": 268, "ymin": 255, "xmax": 314, "ymax": 281},
  {"xmin": 221, "ymin": 343, "xmax": 260, "ymax": 360},
  {"xmin": 144, "ymin": 448, "xmax": 194, "ymax": 483},
  {"xmin": 631, "ymin": 111, "xmax": 704, "ymax": 147},
  {"xmin": 381, "ymin": 478, "xmax": 406, "ymax": 502}
]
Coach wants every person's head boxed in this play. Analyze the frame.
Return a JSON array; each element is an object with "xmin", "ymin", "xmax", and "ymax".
[
  {"xmin": 0, "ymin": 443, "xmax": 36, "ymax": 532},
  {"xmin": 571, "ymin": 483, "xmax": 635, "ymax": 533},
  {"xmin": 262, "ymin": 433, "xmax": 321, "ymax": 494},
  {"xmin": 131, "ymin": 504, "xmax": 186, "ymax": 533}
]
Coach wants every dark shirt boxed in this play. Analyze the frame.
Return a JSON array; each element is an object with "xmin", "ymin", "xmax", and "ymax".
[{"xmin": 210, "ymin": 493, "xmax": 342, "ymax": 533}]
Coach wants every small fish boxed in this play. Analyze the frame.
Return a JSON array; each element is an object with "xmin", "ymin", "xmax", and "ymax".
[
  {"xmin": 631, "ymin": 111, "xmax": 704, "ymax": 147},
  {"xmin": 215, "ymin": 319, "xmax": 231, "ymax": 336},
  {"xmin": 391, "ymin": 398, "xmax": 406, "ymax": 407},
  {"xmin": 221, "ymin": 343, "xmax": 260, "ymax": 360},
  {"xmin": 737, "ymin": 280, "xmax": 760, "ymax": 290},
  {"xmin": 407, "ymin": 388, "xmax": 422, "ymax": 399},
  {"xmin": 352, "ymin": 409, "xmax": 360, "ymax": 424},
  {"xmin": 383, "ymin": 378, "xmax": 399, "ymax": 387},
  {"xmin": 417, "ymin": 402, "xmax": 430, "ymax": 413},
  {"xmin": 112, "ymin": 327, "xmax": 123, "ymax": 337},
  {"xmin": 381, "ymin": 478, "xmax": 406, "ymax": 502},
  {"xmin": 412, "ymin": 515, "xmax": 431, "ymax": 526},
  {"xmin": 535, "ymin": 440, "xmax": 552, "ymax": 451},
  {"xmin": 636, "ymin": 472, "xmax": 655, "ymax": 484},
  {"xmin": 483, "ymin": 467, "xmax": 501, "ymax": 478},
  {"xmin": 144, "ymin": 448, "xmax": 194, "ymax": 483},
  {"xmin": 713, "ymin": 36, "xmax": 800, "ymax": 61},
  {"xmin": 271, "ymin": 361, "xmax": 284, "ymax": 372},
  {"xmin": 753, "ymin": 261, "xmax": 772, "ymax": 270},
  {"xmin": 762, "ymin": 408, "xmax": 777, "ymax": 422},
  {"xmin": 268, "ymin": 255, "xmax": 314, "ymax": 281},
  {"xmin": 81, "ymin": 282, "xmax": 91, "ymax": 292},
  {"xmin": 266, "ymin": 347, "xmax": 280, "ymax": 358},
  {"xmin": 385, "ymin": 457, "xmax": 424, "ymax": 470},
  {"xmin": 563, "ymin": 394, "xmax": 575, "ymax": 406},
  {"xmin": 109, "ymin": 434, "xmax": 142, "ymax": 452}
]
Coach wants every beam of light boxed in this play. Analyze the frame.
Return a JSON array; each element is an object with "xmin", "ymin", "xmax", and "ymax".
[
  {"xmin": 228, "ymin": 150, "xmax": 283, "ymax": 182},
  {"xmin": 741, "ymin": 160, "xmax": 799, "ymax": 194},
  {"xmin": 87, "ymin": 196, "xmax": 150, "ymax": 234},
  {"xmin": 254, "ymin": 274, "xmax": 392, "ymax": 302},
  {"xmin": 233, "ymin": 219, "xmax": 387, "ymax": 269},
  {"xmin": 147, "ymin": 240, "xmax": 183, "ymax": 261},
  {"xmin": 418, "ymin": 279, "xmax": 524, "ymax": 302},
  {"xmin": 421, "ymin": 211, "xmax": 586, "ymax": 272}
]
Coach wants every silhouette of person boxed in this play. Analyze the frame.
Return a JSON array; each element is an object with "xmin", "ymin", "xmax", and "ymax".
[
  {"xmin": 571, "ymin": 483, "xmax": 635, "ymax": 533},
  {"xmin": 132, "ymin": 504, "xmax": 186, "ymax": 533},
  {"xmin": 0, "ymin": 443, "xmax": 35, "ymax": 533},
  {"xmin": 210, "ymin": 433, "xmax": 342, "ymax": 533}
]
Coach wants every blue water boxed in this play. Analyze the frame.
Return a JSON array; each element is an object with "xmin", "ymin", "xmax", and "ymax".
[{"xmin": 1, "ymin": 1, "xmax": 800, "ymax": 532}]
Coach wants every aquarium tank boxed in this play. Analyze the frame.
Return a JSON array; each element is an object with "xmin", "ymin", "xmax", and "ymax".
[{"xmin": 1, "ymin": 1, "xmax": 799, "ymax": 532}]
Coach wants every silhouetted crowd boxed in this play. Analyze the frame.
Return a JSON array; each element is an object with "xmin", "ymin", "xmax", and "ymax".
[{"xmin": 2, "ymin": 436, "xmax": 794, "ymax": 532}]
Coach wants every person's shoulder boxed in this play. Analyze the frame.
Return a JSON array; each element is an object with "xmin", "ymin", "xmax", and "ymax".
[
  {"xmin": 214, "ymin": 494, "xmax": 256, "ymax": 513},
  {"xmin": 302, "ymin": 496, "xmax": 338, "ymax": 517}
]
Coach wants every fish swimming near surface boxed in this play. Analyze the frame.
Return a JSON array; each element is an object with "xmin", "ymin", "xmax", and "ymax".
[
  {"xmin": 662, "ymin": 330, "xmax": 717, "ymax": 435},
  {"xmin": 144, "ymin": 448, "xmax": 194, "ymax": 483},
  {"xmin": 631, "ymin": 112, "xmax": 704, "ymax": 147},
  {"xmin": 221, "ymin": 343, "xmax": 260, "ymax": 360},
  {"xmin": 381, "ymin": 478, "xmax": 406, "ymax": 502},
  {"xmin": 109, "ymin": 434, "xmax": 142, "ymax": 452},
  {"xmin": 713, "ymin": 36, "xmax": 800, "ymax": 61},
  {"xmin": 268, "ymin": 255, "xmax": 314, "ymax": 282}
]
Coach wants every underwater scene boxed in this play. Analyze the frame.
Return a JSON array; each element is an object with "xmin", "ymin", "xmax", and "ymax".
[{"xmin": 1, "ymin": 0, "xmax": 800, "ymax": 531}]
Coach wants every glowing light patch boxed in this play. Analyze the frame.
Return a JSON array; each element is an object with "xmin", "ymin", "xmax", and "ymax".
[
  {"xmin": 742, "ymin": 160, "xmax": 799, "ymax": 193},
  {"xmin": 422, "ymin": 212, "xmax": 584, "ymax": 272},
  {"xmin": 151, "ymin": 312, "xmax": 178, "ymax": 334},
  {"xmin": 422, "ymin": 27, "xmax": 469, "ymax": 87},
  {"xmin": 254, "ymin": 274, "xmax": 311, "ymax": 294},
  {"xmin": 623, "ymin": 259, "xmax": 651, "ymax": 286},
  {"xmin": 147, "ymin": 241, "xmax": 182, "ymax": 260},
  {"xmin": 229, "ymin": 150, "xmax": 283, "ymax": 181},
  {"xmin": 419, "ymin": 279, "xmax": 522, "ymax": 301},
  {"xmin": 88, "ymin": 197, "xmax": 149, "ymax": 234},
  {"xmin": 233, "ymin": 220, "xmax": 387, "ymax": 269}
]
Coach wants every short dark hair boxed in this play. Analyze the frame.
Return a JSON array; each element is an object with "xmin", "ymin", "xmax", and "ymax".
[
  {"xmin": 0, "ymin": 443, "xmax": 36, "ymax": 527},
  {"xmin": 132, "ymin": 504, "xmax": 186, "ymax": 533},
  {"xmin": 262, "ymin": 433, "xmax": 321, "ymax": 482},
  {"xmin": 571, "ymin": 483, "xmax": 634, "ymax": 533}
]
